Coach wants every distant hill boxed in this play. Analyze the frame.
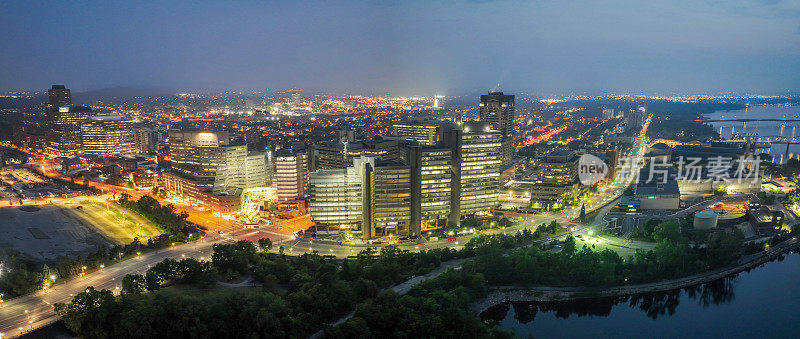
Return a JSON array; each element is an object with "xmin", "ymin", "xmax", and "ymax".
[{"xmin": 72, "ymin": 86, "xmax": 175, "ymax": 105}]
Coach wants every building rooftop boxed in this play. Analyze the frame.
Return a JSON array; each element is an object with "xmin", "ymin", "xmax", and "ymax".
[
  {"xmin": 89, "ymin": 112, "xmax": 129, "ymax": 121},
  {"xmin": 636, "ymin": 179, "xmax": 680, "ymax": 196},
  {"xmin": 619, "ymin": 195, "xmax": 640, "ymax": 207},
  {"xmin": 544, "ymin": 150, "xmax": 577, "ymax": 162}
]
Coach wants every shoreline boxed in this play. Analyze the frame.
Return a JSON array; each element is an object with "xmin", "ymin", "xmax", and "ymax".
[{"xmin": 472, "ymin": 237, "xmax": 800, "ymax": 313}]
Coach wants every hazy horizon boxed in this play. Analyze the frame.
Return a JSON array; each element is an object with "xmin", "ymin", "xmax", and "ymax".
[{"xmin": 2, "ymin": 1, "xmax": 800, "ymax": 96}]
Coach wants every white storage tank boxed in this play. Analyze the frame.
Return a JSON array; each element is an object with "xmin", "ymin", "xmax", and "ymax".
[{"xmin": 693, "ymin": 210, "xmax": 718, "ymax": 230}]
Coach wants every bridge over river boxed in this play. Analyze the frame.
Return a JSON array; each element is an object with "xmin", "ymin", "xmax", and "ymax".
[{"xmin": 695, "ymin": 118, "xmax": 800, "ymax": 123}]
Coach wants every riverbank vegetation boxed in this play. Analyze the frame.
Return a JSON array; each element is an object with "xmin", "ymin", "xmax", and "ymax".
[
  {"xmin": 646, "ymin": 116, "xmax": 719, "ymax": 142},
  {"xmin": 470, "ymin": 220, "xmax": 798, "ymax": 288},
  {"xmin": 51, "ymin": 219, "xmax": 799, "ymax": 337}
]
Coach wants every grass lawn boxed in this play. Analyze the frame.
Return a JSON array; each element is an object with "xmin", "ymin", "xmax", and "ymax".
[{"xmin": 68, "ymin": 200, "xmax": 164, "ymax": 244}]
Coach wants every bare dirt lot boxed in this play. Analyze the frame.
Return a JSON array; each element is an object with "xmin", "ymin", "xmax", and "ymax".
[{"xmin": 0, "ymin": 200, "xmax": 162, "ymax": 262}]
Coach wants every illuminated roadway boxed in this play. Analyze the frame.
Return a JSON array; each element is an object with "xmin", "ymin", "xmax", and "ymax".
[
  {"xmin": 0, "ymin": 228, "xmax": 287, "ymax": 339},
  {"xmin": 33, "ymin": 157, "xmax": 244, "ymax": 233}
]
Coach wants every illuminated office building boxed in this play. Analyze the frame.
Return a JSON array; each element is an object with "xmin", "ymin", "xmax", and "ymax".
[
  {"xmin": 308, "ymin": 156, "xmax": 369, "ymax": 235},
  {"xmin": 451, "ymin": 121, "xmax": 502, "ymax": 220},
  {"xmin": 309, "ymin": 156, "xmax": 411, "ymax": 240},
  {"xmin": 161, "ymin": 130, "xmax": 267, "ymax": 213},
  {"xmin": 134, "ymin": 129, "xmax": 162, "ymax": 154},
  {"xmin": 310, "ymin": 138, "xmax": 406, "ymax": 170},
  {"xmin": 393, "ymin": 117, "xmax": 446, "ymax": 146},
  {"xmin": 479, "ymin": 91, "xmax": 515, "ymax": 166},
  {"xmin": 530, "ymin": 150, "xmax": 581, "ymax": 209},
  {"xmin": 368, "ymin": 161, "xmax": 411, "ymax": 238},
  {"xmin": 407, "ymin": 146, "xmax": 452, "ymax": 236},
  {"xmin": 45, "ymin": 85, "xmax": 94, "ymax": 157},
  {"xmin": 311, "ymin": 120, "xmax": 501, "ymax": 239},
  {"xmin": 275, "ymin": 150, "xmax": 308, "ymax": 214},
  {"xmin": 80, "ymin": 112, "xmax": 136, "ymax": 157}
]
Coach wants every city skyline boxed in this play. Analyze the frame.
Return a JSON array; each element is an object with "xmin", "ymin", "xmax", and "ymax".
[
  {"xmin": 2, "ymin": 1, "xmax": 800, "ymax": 95},
  {"xmin": 2, "ymin": 2, "xmax": 800, "ymax": 338}
]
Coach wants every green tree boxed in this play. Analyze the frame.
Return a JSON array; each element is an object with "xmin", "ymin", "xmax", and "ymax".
[
  {"xmin": 145, "ymin": 270, "xmax": 164, "ymax": 291},
  {"xmin": 175, "ymin": 258, "xmax": 215, "ymax": 285},
  {"xmin": 212, "ymin": 240, "xmax": 257, "ymax": 275},
  {"xmin": 54, "ymin": 286, "xmax": 119, "ymax": 338},
  {"xmin": 580, "ymin": 204, "xmax": 586, "ymax": 222},
  {"xmin": 461, "ymin": 217, "xmax": 480, "ymax": 229},
  {"xmin": 653, "ymin": 221, "xmax": 683, "ymax": 244},
  {"xmin": 121, "ymin": 274, "xmax": 147, "ymax": 294},
  {"xmin": 706, "ymin": 229, "xmax": 744, "ymax": 268},
  {"xmin": 547, "ymin": 220, "xmax": 559, "ymax": 234},
  {"xmin": 258, "ymin": 237, "xmax": 273, "ymax": 251},
  {"xmin": 562, "ymin": 235, "xmax": 577, "ymax": 256}
]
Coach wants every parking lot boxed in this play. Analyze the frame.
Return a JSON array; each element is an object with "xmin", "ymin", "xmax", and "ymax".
[{"xmin": 0, "ymin": 166, "xmax": 73, "ymax": 199}]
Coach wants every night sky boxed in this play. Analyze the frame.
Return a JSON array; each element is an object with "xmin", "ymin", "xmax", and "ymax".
[{"xmin": 1, "ymin": 0, "xmax": 799, "ymax": 95}]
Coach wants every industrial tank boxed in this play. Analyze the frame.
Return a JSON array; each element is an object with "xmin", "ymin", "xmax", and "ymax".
[{"xmin": 693, "ymin": 210, "xmax": 719, "ymax": 230}]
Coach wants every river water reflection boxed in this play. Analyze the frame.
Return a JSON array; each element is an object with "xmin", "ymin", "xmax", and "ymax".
[{"xmin": 482, "ymin": 252, "xmax": 800, "ymax": 338}]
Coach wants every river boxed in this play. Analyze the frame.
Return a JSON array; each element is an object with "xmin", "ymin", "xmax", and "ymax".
[
  {"xmin": 705, "ymin": 105, "xmax": 800, "ymax": 164},
  {"xmin": 482, "ymin": 251, "xmax": 800, "ymax": 338}
]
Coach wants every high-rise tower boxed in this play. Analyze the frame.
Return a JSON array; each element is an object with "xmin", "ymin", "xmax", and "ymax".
[
  {"xmin": 479, "ymin": 91, "xmax": 514, "ymax": 166},
  {"xmin": 45, "ymin": 85, "xmax": 94, "ymax": 157}
]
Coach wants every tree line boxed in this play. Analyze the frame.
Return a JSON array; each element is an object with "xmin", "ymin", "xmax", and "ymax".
[
  {"xmin": 0, "ymin": 234, "xmax": 175, "ymax": 297},
  {"xmin": 54, "ymin": 240, "xmax": 470, "ymax": 338},
  {"xmin": 49, "ymin": 222, "xmax": 572, "ymax": 338},
  {"xmin": 52, "ymin": 218, "xmax": 798, "ymax": 337}
]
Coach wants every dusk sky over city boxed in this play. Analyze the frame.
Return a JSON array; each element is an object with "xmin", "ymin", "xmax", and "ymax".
[{"xmin": 2, "ymin": 0, "xmax": 800, "ymax": 95}]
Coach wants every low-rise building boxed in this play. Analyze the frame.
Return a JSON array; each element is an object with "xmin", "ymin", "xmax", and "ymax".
[
  {"xmin": 746, "ymin": 202, "xmax": 784, "ymax": 235},
  {"xmin": 635, "ymin": 168, "xmax": 680, "ymax": 210}
]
